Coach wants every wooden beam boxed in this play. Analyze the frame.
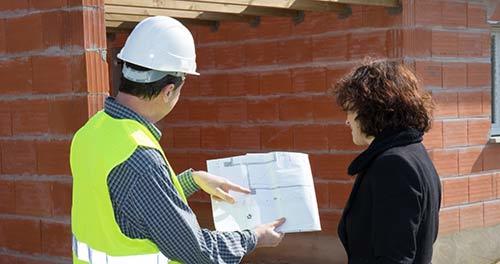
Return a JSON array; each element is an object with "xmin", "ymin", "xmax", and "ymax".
[
  {"xmin": 105, "ymin": 18, "xmax": 217, "ymax": 30},
  {"xmin": 105, "ymin": 4, "xmax": 258, "ymax": 22},
  {"xmin": 105, "ymin": 0, "xmax": 301, "ymax": 17},
  {"xmin": 313, "ymin": 0, "xmax": 399, "ymax": 8},
  {"xmin": 192, "ymin": 0, "xmax": 347, "ymax": 12}
]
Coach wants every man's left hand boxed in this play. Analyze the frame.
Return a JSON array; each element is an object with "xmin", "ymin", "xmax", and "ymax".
[{"xmin": 192, "ymin": 171, "xmax": 251, "ymax": 204}]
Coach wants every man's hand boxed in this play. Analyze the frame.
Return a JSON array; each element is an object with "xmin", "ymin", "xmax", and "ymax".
[
  {"xmin": 192, "ymin": 170, "xmax": 251, "ymax": 204},
  {"xmin": 254, "ymin": 218, "xmax": 286, "ymax": 248}
]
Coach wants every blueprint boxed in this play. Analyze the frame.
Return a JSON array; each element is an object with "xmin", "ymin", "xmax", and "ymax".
[{"xmin": 207, "ymin": 152, "xmax": 321, "ymax": 233}]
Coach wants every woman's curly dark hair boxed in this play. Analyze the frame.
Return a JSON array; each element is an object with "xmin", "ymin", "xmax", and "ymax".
[{"xmin": 331, "ymin": 59, "xmax": 434, "ymax": 137}]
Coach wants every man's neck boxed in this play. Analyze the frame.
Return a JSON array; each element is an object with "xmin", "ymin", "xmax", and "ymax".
[{"xmin": 115, "ymin": 92, "xmax": 158, "ymax": 123}]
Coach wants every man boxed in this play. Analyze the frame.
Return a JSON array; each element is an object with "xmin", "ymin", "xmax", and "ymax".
[{"xmin": 70, "ymin": 16, "xmax": 285, "ymax": 264}]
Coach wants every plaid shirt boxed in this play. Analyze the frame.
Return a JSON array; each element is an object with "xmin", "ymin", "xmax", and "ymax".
[{"xmin": 105, "ymin": 97, "xmax": 256, "ymax": 264}]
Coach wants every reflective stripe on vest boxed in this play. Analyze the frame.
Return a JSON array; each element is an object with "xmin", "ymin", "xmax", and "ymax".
[{"xmin": 73, "ymin": 236, "xmax": 169, "ymax": 264}]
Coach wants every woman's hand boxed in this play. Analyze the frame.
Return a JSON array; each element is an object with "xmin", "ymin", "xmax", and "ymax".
[{"xmin": 192, "ymin": 170, "xmax": 251, "ymax": 204}]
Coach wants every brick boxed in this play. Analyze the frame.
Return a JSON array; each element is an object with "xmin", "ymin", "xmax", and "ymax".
[
  {"xmin": 443, "ymin": 177, "xmax": 468, "ymax": 206},
  {"xmin": 52, "ymin": 181, "xmax": 72, "ymax": 216},
  {"xmin": 201, "ymin": 127, "xmax": 230, "ymax": 149},
  {"xmin": 188, "ymin": 100, "xmax": 217, "ymax": 122},
  {"xmin": 41, "ymin": 11, "xmax": 65, "ymax": 49},
  {"xmin": 244, "ymin": 41, "xmax": 278, "ymax": 66},
  {"xmin": 363, "ymin": 5, "xmax": 402, "ymax": 28},
  {"xmin": 415, "ymin": 61, "xmax": 442, "ymax": 88},
  {"xmin": 15, "ymin": 181, "xmax": 52, "ymax": 216},
  {"xmin": 217, "ymin": 100, "xmax": 247, "ymax": 122},
  {"xmin": 0, "ymin": 102, "xmax": 12, "ymax": 136},
  {"xmin": 293, "ymin": 125, "xmax": 329, "ymax": 151},
  {"xmin": 277, "ymin": 37, "xmax": 312, "ymax": 64},
  {"xmin": 443, "ymin": 120, "xmax": 467, "ymax": 147},
  {"xmin": 482, "ymin": 90, "xmax": 491, "ymax": 116},
  {"xmin": 309, "ymin": 154, "xmax": 356, "ymax": 181},
  {"xmin": 0, "ymin": 0, "xmax": 29, "ymax": 11},
  {"xmin": 314, "ymin": 180, "xmax": 330, "ymax": 209},
  {"xmin": 402, "ymin": 28, "xmax": 432, "ymax": 57},
  {"xmin": 484, "ymin": 200, "xmax": 500, "ymax": 227},
  {"xmin": 5, "ymin": 14, "xmax": 43, "ymax": 53},
  {"xmin": 173, "ymin": 127, "xmax": 200, "ymax": 148},
  {"xmin": 71, "ymin": 54, "xmax": 87, "ymax": 93},
  {"xmin": 182, "ymin": 75, "xmax": 200, "ymax": 97},
  {"xmin": 260, "ymin": 70, "xmax": 292, "ymax": 95},
  {"xmin": 292, "ymin": 68, "xmax": 327, "ymax": 93},
  {"xmin": 481, "ymin": 33, "xmax": 490, "ymax": 57},
  {"xmin": 11, "ymin": 99, "xmax": 50, "ymax": 135},
  {"xmin": 1, "ymin": 140, "xmax": 37, "ymax": 174},
  {"xmin": 279, "ymin": 97, "xmax": 313, "ymax": 121},
  {"xmin": 0, "ymin": 254, "xmax": 16, "ymax": 264},
  {"xmin": 467, "ymin": 119, "xmax": 490, "ymax": 145},
  {"xmin": 0, "ymin": 57, "xmax": 33, "ymax": 94},
  {"xmin": 261, "ymin": 126, "xmax": 293, "ymax": 150},
  {"xmin": 441, "ymin": 2, "xmax": 467, "ymax": 27},
  {"xmin": 312, "ymin": 96, "xmax": 345, "ymax": 122},
  {"xmin": 165, "ymin": 100, "xmax": 189, "ymax": 122},
  {"xmin": 293, "ymin": 12, "xmax": 332, "ymax": 35},
  {"xmin": 442, "ymin": 63, "xmax": 466, "ymax": 89},
  {"xmin": 196, "ymin": 46, "xmax": 215, "ymax": 70},
  {"xmin": 252, "ymin": 16, "xmax": 291, "ymax": 39},
  {"xmin": 227, "ymin": 73, "xmax": 259, "ymax": 96},
  {"xmin": 214, "ymin": 44, "xmax": 244, "ymax": 69},
  {"xmin": 0, "ymin": 180, "xmax": 15, "ymax": 214},
  {"xmin": 36, "ymin": 140, "xmax": 71, "ymax": 175},
  {"xmin": 458, "ymin": 33, "xmax": 483, "ymax": 57},
  {"xmin": 199, "ymin": 74, "xmax": 227, "ymax": 96},
  {"xmin": 483, "ymin": 144, "xmax": 500, "ymax": 171},
  {"xmin": 328, "ymin": 124, "xmax": 364, "ymax": 151},
  {"xmin": 336, "ymin": 5, "xmax": 363, "ymax": 30},
  {"xmin": 229, "ymin": 126, "xmax": 260, "ymax": 149},
  {"xmin": 0, "ymin": 19, "xmax": 6, "ymax": 54},
  {"xmin": 432, "ymin": 31, "xmax": 458, "ymax": 57},
  {"xmin": 415, "ymin": 0, "xmax": 441, "ymax": 26},
  {"xmin": 31, "ymin": 0, "xmax": 68, "ymax": 9},
  {"xmin": 495, "ymin": 173, "xmax": 500, "ymax": 198},
  {"xmin": 467, "ymin": 63, "xmax": 491, "ymax": 88},
  {"xmin": 468, "ymin": 4, "xmax": 488, "ymax": 29},
  {"xmin": 41, "ymin": 221, "xmax": 71, "ymax": 257},
  {"xmin": 330, "ymin": 182, "xmax": 353, "ymax": 209},
  {"xmin": 326, "ymin": 67, "xmax": 351, "ymax": 86},
  {"xmin": 0, "ymin": 218, "xmax": 41, "ymax": 253},
  {"xmin": 430, "ymin": 149, "xmax": 458, "ymax": 178},
  {"xmin": 32, "ymin": 55, "xmax": 72, "ymax": 93},
  {"xmin": 423, "ymin": 121, "xmax": 443, "ymax": 149},
  {"xmin": 319, "ymin": 210, "xmax": 342, "ymax": 236},
  {"xmin": 247, "ymin": 99, "xmax": 279, "ymax": 122},
  {"xmin": 49, "ymin": 96, "xmax": 88, "ymax": 135},
  {"xmin": 439, "ymin": 208, "xmax": 459, "ymax": 235},
  {"xmin": 433, "ymin": 92, "xmax": 458, "ymax": 118},
  {"xmin": 312, "ymin": 34, "xmax": 348, "ymax": 61},
  {"xmin": 349, "ymin": 31, "xmax": 387, "ymax": 59},
  {"xmin": 469, "ymin": 174, "xmax": 493, "ymax": 202},
  {"xmin": 460, "ymin": 203, "xmax": 484, "ymax": 230},
  {"xmin": 458, "ymin": 147, "xmax": 483, "ymax": 176}
]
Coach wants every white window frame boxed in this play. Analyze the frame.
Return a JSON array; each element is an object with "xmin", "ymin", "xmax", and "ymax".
[{"xmin": 491, "ymin": 28, "xmax": 500, "ymax": 137}]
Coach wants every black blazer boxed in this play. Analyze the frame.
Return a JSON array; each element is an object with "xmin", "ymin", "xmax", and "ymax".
[{"xmin": 338, "ymin": 128, "xmax": 441, "ymax": 264}]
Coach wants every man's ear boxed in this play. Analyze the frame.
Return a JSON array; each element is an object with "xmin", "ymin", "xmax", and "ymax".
[{"xmin": 162, "ymin": 84, "xmax": 175, "ymax": 101}]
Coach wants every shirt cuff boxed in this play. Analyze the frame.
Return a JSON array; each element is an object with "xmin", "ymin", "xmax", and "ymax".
[
  {"xmin": 242, "ymin": 229, "xmax": 258, "ymax": 253},
  {"xmin": 178, "ymin": 168, "xmax": 200, "ymax": 197}
]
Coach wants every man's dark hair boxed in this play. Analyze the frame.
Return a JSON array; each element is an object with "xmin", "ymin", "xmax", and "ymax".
[
  {"xmin": 331, "ymin": 59, "xmax": 435, "ymax": 137},
  {"xmin": 119, "ymin": 62, "xmax": 184, "ymax": 100}
]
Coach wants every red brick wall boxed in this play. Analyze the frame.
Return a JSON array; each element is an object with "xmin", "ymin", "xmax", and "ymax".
[
  {"xmin": 108, "ymin": 1, "xmax": 500, "ymax": 262},
  {"xmin": 0, "ymin": 0, "xmax": 108, "ymax": 263},
  {"xmin": 0, "ymin": 0, "xmax": 499, "ymax": 263}
]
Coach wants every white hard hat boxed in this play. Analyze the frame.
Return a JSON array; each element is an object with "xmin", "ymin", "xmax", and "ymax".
[{"xmin": 117, "ymin": 16, "xmax": 199, "ymax": 82}]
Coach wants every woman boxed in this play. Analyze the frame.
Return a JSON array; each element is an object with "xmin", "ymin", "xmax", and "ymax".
[{"xmin": 332, "ymin": 60, "xmax": 441, "ymax": 264}]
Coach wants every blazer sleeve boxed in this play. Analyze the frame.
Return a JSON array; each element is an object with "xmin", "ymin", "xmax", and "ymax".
[{"xmin": 368, "ymin": 154, "xmax": 424, "ymax": 264}]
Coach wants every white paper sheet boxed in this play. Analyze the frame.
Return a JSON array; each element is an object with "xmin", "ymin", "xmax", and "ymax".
[{"xmin": 207, "ymin": 152, "xmax": 321, "ymax": 233}]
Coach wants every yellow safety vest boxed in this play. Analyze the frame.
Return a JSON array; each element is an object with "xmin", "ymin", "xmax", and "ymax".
[{"xmin": 70, "ymin": 110, "xmax": 187, "ymax": 264}]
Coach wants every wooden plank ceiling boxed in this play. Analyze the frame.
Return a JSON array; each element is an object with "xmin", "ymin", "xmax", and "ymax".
[{"xmin": 104, "ymin": 0, "xmax": 400, "ymax": 30}]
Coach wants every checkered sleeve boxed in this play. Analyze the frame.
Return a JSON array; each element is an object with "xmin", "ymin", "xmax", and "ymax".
[
  {"xmin": 125, "ymin": 149, "xmax": 257, "ymax": 264},
  {"xmin": 177, "ymin": 169, "xmax": 200, "ymax": 197}
]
